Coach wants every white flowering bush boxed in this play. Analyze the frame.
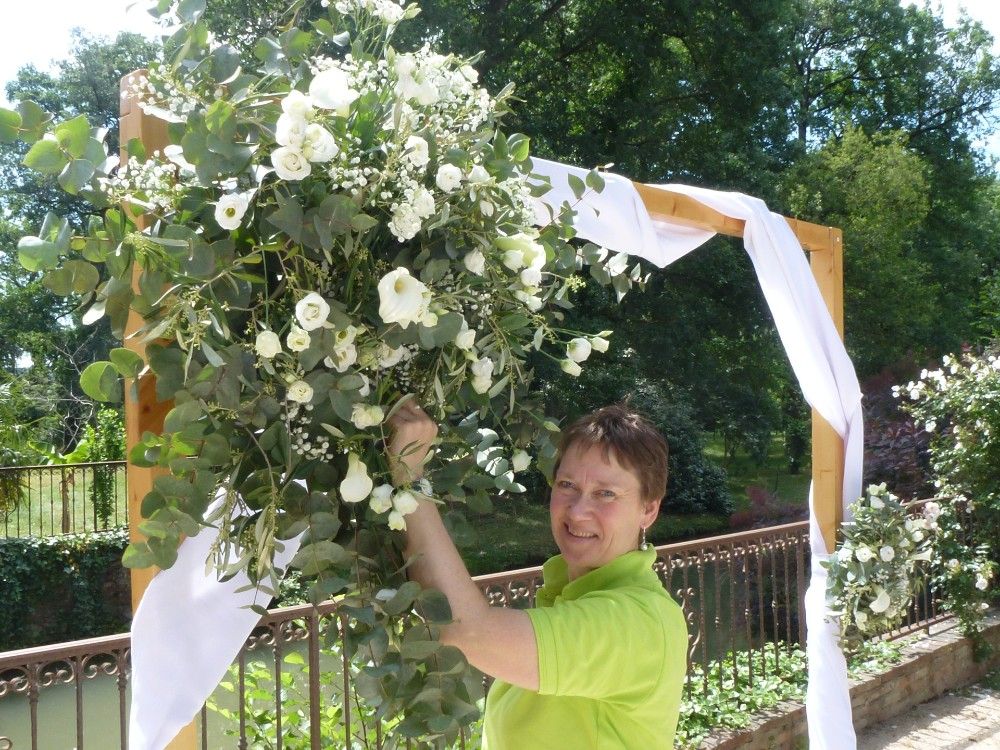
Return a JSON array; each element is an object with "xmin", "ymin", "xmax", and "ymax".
[
  {"xmin": 1, "ymin": 0, "xmax": 643, "ymax": 739},
  {"xmin": 823, "ymin": 483, "xmax": 935, "ymax": 649},
  {"xmin": 895, "ymin": 351, "xmax": 999, "ymax": 648}
]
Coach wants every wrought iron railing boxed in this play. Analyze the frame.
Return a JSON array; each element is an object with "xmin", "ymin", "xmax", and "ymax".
[
  {"xmin": 0, "ymin": 461, "xmax": 128, "ymax": 538},
  {"xmin": 0, "ymin": 517, "xmax": 953, "ymax": 749}
]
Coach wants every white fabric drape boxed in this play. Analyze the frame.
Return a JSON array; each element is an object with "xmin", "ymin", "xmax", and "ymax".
[
  {"xmin": 531, "ymin": 157, "xmax": 863, "ymax": 750},
  {"xmin": 129, "ymin": 158, "xmax": 862, "ymax": 750}
]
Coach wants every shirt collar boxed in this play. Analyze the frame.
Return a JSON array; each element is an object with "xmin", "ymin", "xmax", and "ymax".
[{"xmin": 535, "ymin": 547, "xmax": 659, "ymax": 606}]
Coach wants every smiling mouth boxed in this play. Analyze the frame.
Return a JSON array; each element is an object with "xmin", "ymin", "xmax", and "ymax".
[{"xmin": 566, "ymin": 525, "xmax": 598, "ymax": 540}]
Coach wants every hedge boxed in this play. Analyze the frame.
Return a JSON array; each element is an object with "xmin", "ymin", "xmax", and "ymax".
[{"xmin": 0, "ymin": 528, "xmax": 131, "ymax": 651}]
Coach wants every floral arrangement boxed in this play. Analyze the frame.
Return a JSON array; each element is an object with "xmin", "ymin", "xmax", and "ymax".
[
  {"xmin": 823, "ymin": 483, "xmax": 936, "ymax": 648},
  {"xmin": 895, "ymin": 351, "xmax": 998, "ymax": 646},
  {"xmin": 1, "ymin": 0, "xmax": 643, "ymax": 738}
]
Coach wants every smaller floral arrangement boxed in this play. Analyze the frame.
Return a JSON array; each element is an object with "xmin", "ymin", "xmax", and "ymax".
[{"xmin": 823, "ymin": 483, "xmax": 936, "ymax": 648}]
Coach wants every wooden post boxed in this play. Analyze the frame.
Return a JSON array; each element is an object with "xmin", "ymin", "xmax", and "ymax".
[
  {"xmin": 634, "ymin": 183, "xmax": 847, "ymax": 554},
  {"xmin": 120, "ymin": 71, "xmax": 199, "ymax": 750}
]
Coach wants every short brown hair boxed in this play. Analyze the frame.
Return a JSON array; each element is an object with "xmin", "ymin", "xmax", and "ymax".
[{"xmin": 553, "ymin": 403, "xmax": 669, "ymax": 502}]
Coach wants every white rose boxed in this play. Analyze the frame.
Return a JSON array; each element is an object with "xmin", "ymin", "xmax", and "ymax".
[
  {"xmin": 374, "ymin": 0, "xmax": 404, "ymax": 23},
  {"xmin": 302, "ymin": 123, "xmax": 339, "ymax": 163},
  {"xmin": 377, "ymin": 268, "xmax": 431, "ymax": 328},
  {"xmin": 286, "ymin": 379, "xmax": 314, "ymax": 403},
  {"xmin": 520, "ymin": 266, "xmax": 542, "ymax": 287},
  {"xmin": 879, "ymin": 546, "xmax": 895, "ymax": 562},
  {"xmin": 387, "ymin": 510, "xmax": 407, "ymax": 530},
  {"xmin": 869, "ymin": 587, "xmax": 891, "ymax": 614},
  {"xmin": 855, "ymin": 546, "xmax": 874, "ymax": 563},
  {"xmin": 463, "ymin": 249, "xmax": 486, "ymax": 275},
  {"xmin": 411, "ymin": 187, "xmax": 435, "ymax": 219},
  {"xmin": 280, "ymin": 90, "xmax": 314, "ymax": 120},
  {"xmin": 467, "ymin": 165, "xmax": 490, "ymax": 183},
  {"xmin": 393, "ymin": 490, "xmax": 419, "ymax": 516},
  {"xmin": 377, "ymin": 343, "xmax": 407, "ymax": 368},
  {"xmin": 566, "ymin": 337, "xmax": 592, "ymax": 363},
  {"xmin": 436, "ymin": 164, "xmax": 463, "ymax": 192},
  {"xmin": 455, "ymin": 322, "xmax": 476, "ymax": 350},
  {"xmin": 324, "ymin": 343, "xmax": 357, "ymax": 373},
  {"xmin": 975, "ymin": 574, "xmax": 989, "ymax": 591},
  {"xmin": 286, "ymin": 325, "xmax": 311, "ymax": 352},
  {"xmin": 214, "ymin": 192, "xmax": 250, "ymax": 230},
  {"xmin": 512, "ymin": 450, "xmax": 531, "ymax": 473},
  {"xmin": 923, "ymin": 501, "xmax": 941, "ymax": 522},
  {"xmin": 271, "ymin": 146, "xmax": 312, "ymax": 181},
  {"xmin": 560, "ymin": 359, "xmax": 582, "ymax": 377},
  {"xmin": 394, "ymin": 54, "xmax": 417, "ymax": 78},
  {"xmin": 309, "ymin": 67, "xmax": 359, "ymax": 115},
  {"xmin": 370, "ymin": 484, "xmax": 394, "ymax": 514},
  {"xmin": 590, "ymin": 336, "xmax": 610, "ymax": 353},
  {"xmin": 254, "ymin": 330, "xmax": 282, "ymax": 358},
  {"xmin": 340, "ymin": 453, "xmax": 373, "ymax": 503},
  {"xmin": 295, "ymin": 292, "xmax": 331, "ymax": 332},
  {"xmin": 388, "ymin": 205, "xmax": 422, "ymax": 241},
  {"xmin": 403, "ymin": 135, "xmax": 430, "ymax": 169},
  {"xmin": 472, "ymin": 376, "xmax": 492, "ymax": 394},
  {"xmin": 837, "ymin": 546, "xmax": 854, "ymax": 563},
  {"xmin": 351, "ymin": 403, "xmax": 385, "ymax": 429},
  {"xmin": 275, "ymin": 113, "xmax": 307, "ymax": 147}
]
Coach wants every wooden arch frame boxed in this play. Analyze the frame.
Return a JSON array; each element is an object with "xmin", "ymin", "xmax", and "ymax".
[{"xmin": 120, "ymin": 74, "xmax": 846, "ymax": 749}]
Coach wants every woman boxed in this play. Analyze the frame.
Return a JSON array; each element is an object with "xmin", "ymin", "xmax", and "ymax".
[{"xmin": 389, "ymin": 401, "xmax": 688, "ymax": 749}]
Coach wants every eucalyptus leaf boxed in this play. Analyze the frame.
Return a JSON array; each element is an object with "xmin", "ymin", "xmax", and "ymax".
[
  {"xmin": 80, "ymin": 361, "xmax": 122, "ymax": 402},
  {"xmin": 23, "ymin": 138, "xmax": 67, "ymax": 175}
]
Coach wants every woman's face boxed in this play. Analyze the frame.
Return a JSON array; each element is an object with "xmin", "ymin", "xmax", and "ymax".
[{"xmin": 549, "ymin": 442, "xmax": 661, "ymax": 581}]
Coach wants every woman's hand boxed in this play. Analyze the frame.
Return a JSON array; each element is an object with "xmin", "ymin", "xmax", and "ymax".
[{"xmin": 387, "ymin": 398, "xmax": 438, "ymax": 486}]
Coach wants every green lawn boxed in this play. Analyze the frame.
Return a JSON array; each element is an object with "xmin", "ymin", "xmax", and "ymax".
[
  {"xmin": 703, "ymin": 434, "xmax": 812, "ymax": 512},
  {"xmin": 1, "ymin": 465, "xmax": 127, "ymax": 537}
]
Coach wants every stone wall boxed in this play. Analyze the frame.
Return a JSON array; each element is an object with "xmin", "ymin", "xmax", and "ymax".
[{"xmin": 703, "ymin": 610, "xmax": 1000, "ymax": 750}]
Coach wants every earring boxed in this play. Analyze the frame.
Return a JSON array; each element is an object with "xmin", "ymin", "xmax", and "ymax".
[{"xmin": 639, "ymin": 526, "xmax": 649, "ymax": 551}]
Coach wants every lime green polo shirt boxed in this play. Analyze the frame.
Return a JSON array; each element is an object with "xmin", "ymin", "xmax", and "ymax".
[{"xmin": 482, "ymin": 548, "xmax": 688, "ymax": 749}]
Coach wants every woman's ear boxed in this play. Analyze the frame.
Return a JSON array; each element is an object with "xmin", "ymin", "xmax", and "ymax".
[{"xmin": 641, "ymin": 497, "xmax": 662, "ymax": 527}]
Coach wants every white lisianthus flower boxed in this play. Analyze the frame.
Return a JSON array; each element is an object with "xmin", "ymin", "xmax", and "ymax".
[
  {"xmin": 389, "ymin": 205, "xmax": 422, "ymax": 241},
  {"xmin": 280, "ymin": 90, "xmax": 314, "ymax": 120},
  {"xmin": 302, "ymin": 123, "xmax": 339, "ymax": 163},
  {"xmin": 295, "ymin": 292, "xmax": 331, "ymax": 331},
  {"xmin": 463, "ymin": 249, "xmax": 486, "ymax": 275},
  {"xmin": 470, "ymin": 356, "xmax": 494, "ymax": 394},
  {"xmin": 436, "ymin": 163, "xmax": 463, "ymax": 192},
  {"xmin": 377, "ymin": 268, "xmax": 431, "ymax": 328},
  {"xmin": 520, "ymin": 266, "xmax": 542, "ymax": 287},
  {"xmin": 855, "ymin": 546, "xmax": 875, "ymax": 563},
  {"xmin": 403, "ymin": 135, "xmax": 430, "ymax": 169},
  {"xmin": 369, "ymin": 484, "xmax": 394, "ymax": 514},
  {"xmin": 467, "ymin": 165, "xmax": 490, "ymax": 183},
  {"xmin": 324, "ymin": 343, "xmax": 357, "ymax": 373},
  {"xmin": 340, "ymin": 453, "xmax": 373, "ymax": 503},
  {"xmin": 512, "ymin": 450, "xmax": 531, "ymax": 473},
  {"xmin": 309, "ymin": 67, "xmax": 359, "ymax": 115},
  {"xmin": 566, "ymin": 337, "xmax": 593, "ymax": 363},
  {"xmin": 502, "ymin": 249, "xmax": 525, "ymax": 271},
  {"xmin": 377, "ymin": 343, "xmax": 407, "ymax": 368},
  {"xmin": 275, "ymin": 113, "xmax": 307, "ymax": 147},
  {"xmin": 869, "ymin": 587, "xmax": 891, "ymax": 614},
  {"xmin": 455, "ymin": 321, "xmax": 476, "ymax": 350},
  {"xmin": 560, "ymin": 359, "xmax": 582, "ymax": 377},
  {"xmin": 393, "ymin": 490, "xmax": 419, "ymax": 516},
  {"xmin": 590, "ymin": 336, "xmax": 610, "ymax": 353},
  {"xmin": 286, "ymin": 379, "xmax": 314, "ymax": 403},
  {"xmin": 286, "ymin": 325, "xmax": 311, "ymax": 353},
  {"xmin": 351, "ymin": 403, "xmax": 385, "ymax": 430},
  {"xmin": 271, "ymin": 146, "xmax": 311, "ymax": 180},
  {"xmin": 387, "ymin": 510, "xmax": 407, "ymax": 530},
  {"xmin": 214, "ymin": 192, "xmax": 251, "ymax": 230},
  {"xmin": 879, "ymin": 545, "xmax": 895, "ymax": 562},
  {"xmin": 255, "ymin": 330, "xmax": 282, "ymax": 358}
]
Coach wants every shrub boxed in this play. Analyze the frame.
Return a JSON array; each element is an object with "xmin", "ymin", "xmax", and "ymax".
[{"xmin": 0, "ymin": 528, "xmax": 131, "ymax": 650}]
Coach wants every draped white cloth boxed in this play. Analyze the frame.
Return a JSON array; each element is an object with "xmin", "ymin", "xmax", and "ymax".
[{"xmin": 129, "ymin": 158, "xmax": 862, "ymax": 749}]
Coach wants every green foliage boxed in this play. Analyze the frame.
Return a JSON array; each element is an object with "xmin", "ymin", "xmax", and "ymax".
[
  {"xmin": 0, "ymin": 528, "xmax": 130, "ymax": 650},
  {"xmin": 82, "ymin": 407, "xmax": 126, "ymax": 527}
]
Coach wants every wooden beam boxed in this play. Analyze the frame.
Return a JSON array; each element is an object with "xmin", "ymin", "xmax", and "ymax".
[
  {"xmin": 120, "ymin": 72, "xmax": 198, "ymax": 750},
  {"xmin": 634, "ymin": 183, "xmax": 846, "ymax": 554}
]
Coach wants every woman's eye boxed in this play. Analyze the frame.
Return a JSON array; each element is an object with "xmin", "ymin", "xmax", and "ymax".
[
  {"xmin": 557, "ymin": 479, "xmax": 575, "ymax": 489},
  {"xmin": 598, "ymin": 490, "xmax": 616, "ymax": 500}
]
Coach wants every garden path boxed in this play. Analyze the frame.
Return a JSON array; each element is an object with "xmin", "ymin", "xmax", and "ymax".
[{"xmin": 856, "ymin": 678, "xmax": 1000, "ymax": 749}]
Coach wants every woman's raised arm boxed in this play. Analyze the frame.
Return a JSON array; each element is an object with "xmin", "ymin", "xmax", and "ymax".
[{"xmin": 388, "ymin": 401, "xmax": 539, "ymax": 690}]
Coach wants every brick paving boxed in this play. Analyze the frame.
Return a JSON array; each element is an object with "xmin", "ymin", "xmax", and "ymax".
[{"xmin": 857, "ymin": 682, "xmax": 1000, "ymax": 749}]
